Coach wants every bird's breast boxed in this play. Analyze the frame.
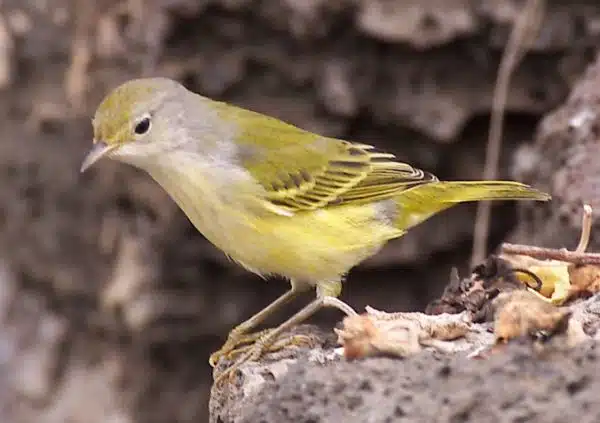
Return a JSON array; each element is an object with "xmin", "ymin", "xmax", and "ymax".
[
  {"xmin": 147, "ymin": 161, "xmax": 259, "ymax": 253},
  {"xmin": 146, "ymin": 162, "xmax": 404, "ymax": 283}
]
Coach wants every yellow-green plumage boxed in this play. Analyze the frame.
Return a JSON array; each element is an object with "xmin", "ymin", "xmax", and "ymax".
[
  {"xmin": 84, "ymin": 77, "xmax": 550, "ymax": 375},
  {"xmin": 214, "ymin": 100, "xmax": 434, "ymax": 213},
  {"xmin": 153, "ymin": 166, "xmax": 547, "ymax": 286},
  {"xmin": 88, "ymin": 77, "xmax": 549, "ymax": 291}
]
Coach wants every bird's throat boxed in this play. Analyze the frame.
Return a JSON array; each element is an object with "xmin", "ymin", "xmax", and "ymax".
[{"xmin": 143, "ymin": 157, "xmax": 257, "ymax": 255}]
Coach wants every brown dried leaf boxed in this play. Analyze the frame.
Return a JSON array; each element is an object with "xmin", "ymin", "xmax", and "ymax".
[
  {"xmin": 426, "ymin": 256, "xmax": 530, "ymax": 322},
  {"xmin": 567, "ymin": 264, "xmax": 600, "ymax": 300},
  {"xmin": 336, "ymin": 308, "xmax": 470, "ymax": 359},
  {"xmin": 493, "ymin": 290, "xmax": 571, "ymax": 342}
]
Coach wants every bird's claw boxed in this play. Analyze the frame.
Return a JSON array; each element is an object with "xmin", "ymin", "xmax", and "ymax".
[
  {"xmin": 209, "ymin": 328, "xmax": 272, "ymax": 367},
  {"xmin": 212, "ymin": 331, "xmax": 315, "ymax": 385}
]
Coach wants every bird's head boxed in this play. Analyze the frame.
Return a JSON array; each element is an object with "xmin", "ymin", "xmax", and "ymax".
[{"xmin": 81, "ymin": 77, "xmax": 192, "ymax": 172}]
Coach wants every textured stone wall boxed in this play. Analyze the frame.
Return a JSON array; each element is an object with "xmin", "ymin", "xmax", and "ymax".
[{"xmin": 0, "ymin": 1, "xmax": 599, "ymax": 422}]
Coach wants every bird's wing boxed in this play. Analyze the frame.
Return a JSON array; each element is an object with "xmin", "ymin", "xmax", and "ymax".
[{"xmin": 218, "ymin": 102, "xmax": 438, "ymax": 215}]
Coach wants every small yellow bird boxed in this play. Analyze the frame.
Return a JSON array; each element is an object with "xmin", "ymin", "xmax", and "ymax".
[{"xmin": 81, "ymin": 77, "xmax": 550, "ymax": 382}]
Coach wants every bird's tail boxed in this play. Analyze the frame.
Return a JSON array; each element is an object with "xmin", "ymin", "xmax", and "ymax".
[{"xmin": 393, "ymin": 181, "xmax": 550, "ymax": 231}]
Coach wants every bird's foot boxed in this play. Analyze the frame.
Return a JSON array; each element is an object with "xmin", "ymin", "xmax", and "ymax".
[
  {"xmin": 209, "ymin": 328, "xmax": 270, "ymax": 367},
  {"xmin": 211, "ymin": 329, "xmax": 314, "ymax": 385}
]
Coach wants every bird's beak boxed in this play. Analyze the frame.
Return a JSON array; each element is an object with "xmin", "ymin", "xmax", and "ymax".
[{"xmin": 80, "ymin": 141, "xmax": 116, "ymax": 173}]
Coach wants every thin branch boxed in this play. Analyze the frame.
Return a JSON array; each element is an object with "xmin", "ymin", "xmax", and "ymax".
[
  {"xmin": 471, "ymin": 0, "xmax": 546, "ymax": 268},
  {"xmin": 500, "ymin": 244, "xmax": 600, "ymax": 265},
  {"xmin": 575, "ymin": 204, "xmax": 593, "ymax": 253},
  {"xmin": 501, "ymin": 204, "xmax": 596, "ymax": 264}
]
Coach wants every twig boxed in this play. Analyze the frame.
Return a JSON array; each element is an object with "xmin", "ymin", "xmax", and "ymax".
[
  {"xmin": 500, "ymin": 244, "xmax": 600, "ymax": 265},
  {"xmin": 501, "ymin": 203, "xmax": 596, "ymax": 264},
  {"xmin": 471, "ymin": 0, "xmax": 546, "ymax": 268},
  {"xmin": 575, "ymin": 204, "xmax": 593, "ymax": 253},
  {"xmin": 65, "ymin": 0, "xmax": 94, "ymax": 110}
]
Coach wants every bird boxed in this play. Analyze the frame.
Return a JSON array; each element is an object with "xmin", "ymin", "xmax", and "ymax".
[{"xmin": 80, "ymin": 77, "xmax": 551, "ymax": 383}]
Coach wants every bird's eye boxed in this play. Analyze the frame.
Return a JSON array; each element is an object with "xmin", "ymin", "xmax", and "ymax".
[{"xmin": 134, "ymin": 116, "xmax": 151, "ymax": 135}]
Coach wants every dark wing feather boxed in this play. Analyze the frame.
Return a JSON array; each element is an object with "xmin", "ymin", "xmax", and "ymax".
[{"xmin": 214, "ymin": 100, "xmax": 437, "ymax": 215}]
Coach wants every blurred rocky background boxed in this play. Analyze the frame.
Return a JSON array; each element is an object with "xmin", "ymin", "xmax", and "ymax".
[{"xmin": 0, "ymin": 1, "xmax": 599, "ymax": 422}]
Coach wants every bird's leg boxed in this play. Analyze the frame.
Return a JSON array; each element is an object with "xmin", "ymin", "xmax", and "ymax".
[
  {"xmin": 209, "ymin": 283, "xmax": 303, "ymax": 367},
  {"xmin": 213, "ymin": 280, "xmax": 357, "ymax": 385}
]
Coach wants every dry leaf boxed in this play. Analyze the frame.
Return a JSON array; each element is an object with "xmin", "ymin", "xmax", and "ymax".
[
  {"xmin": 500, "ymin": 254, "xmax": 571, "ymax": 305},
  {"xmin": 567, "ymin": 264, "xmax": 600, "ymax": 299},
  {"xmin": 426, "ymin": 256, "xmax": 529, "ymax": 322},
  {"xmin": 336, "ymin": 308, "xmax": 470, "ymax": 359},
  {"xmin": 493, "ymin": 290, "xmax": 571, "ymax": 342}
]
